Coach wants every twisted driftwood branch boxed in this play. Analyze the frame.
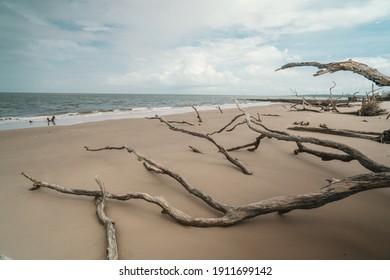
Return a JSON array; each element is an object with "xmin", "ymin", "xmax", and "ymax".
[
  {"xmin": 84, "ymin": 146, "xmax": 230, "ymax": 213},
  {"xmin": 21, "ymin": 168, "xmax": 390, "ymax": 227},
  {"xmin": 150, "ymin": 115, "xmax": 253, "ymax": 175},
  {"xmin": 227, "ymin": 135, "xmax": 266, "ymax": 152},
  {"xmin": 94, "ymin": 177, "xmax": 118, "ymax": 260},
  {"xmin": 234, "ymin": 100, "xmax": 390, "ymax": 173},
  {"xmin": 145, "ymin": 116, "xmax": 195, "ymax": 126},
  {"xmin": 288, "ymin": 126, "xmax": 388, "ymax": 143},
  {"xmin": 276, "ymin": 59, "xmax": 390, "ymax": 87},
  {"xmin": 190, "ymin": 105, "xmax": 202, "ymax": 123}
]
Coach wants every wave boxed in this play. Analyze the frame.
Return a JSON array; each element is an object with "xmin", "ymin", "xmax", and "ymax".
[{"xmin": 0, "ymin": 101, "xmax": 271, "ymax": 131}]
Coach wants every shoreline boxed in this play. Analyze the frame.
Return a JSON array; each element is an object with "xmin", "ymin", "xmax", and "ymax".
[
  {"xmin": 0, "ymin": 100, "xmax": 272, "ymax": 132},
  {"xmin": 1, "ymin": 103, "xmax": 389, "ymax": 260}
]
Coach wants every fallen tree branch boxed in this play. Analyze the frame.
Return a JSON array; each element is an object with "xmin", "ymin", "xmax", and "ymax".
[
  {"xmin": 227, "ymin": 135, "xmax": 266, "ymax": 152},
  {"xmin": 276, "ymin": 59, "xmax": 390, "ymax": 87},
  {"xmin": 208, "ymin": 113, "xmax": 245, "ymax": 135},
  {"xmin": 190, "ymin": 105, "xmax": 202, "ymax": 123},
  {"xmin": 84, "ymin": 146, "xmax": 231, "ymax": 213},
  {"xmin": 94, "ymin": 177, "xmax": 119, "ymax": 260},
  {"xmin": 234, "ymin": 99, "xmax": 390, "ymax": 173},
  {"xmin": 21, "ymin": 170, "xmax": 390, "ymax": 227},
  {"xmin": 146, "ymin": 116, "xmax": 195, "ymax": 126},
  {"xmin": 294, "ymin": 142, "xmax": 354, "ymax": 162},
  {"xmin": 189, "ymin": 145, "xmax": 203, "ymax": 154},
  {"xmin": 288, "ymin": 126, "xmax": 387, "ymax": 143},
  {"xmin": 150, "ymin": 115, "xmax": 253, "ymax": 175}
]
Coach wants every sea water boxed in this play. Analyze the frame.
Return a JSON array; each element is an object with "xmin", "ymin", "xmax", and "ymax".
[{"xmin": 0, "ymin": 92, "xmax": 271, "ymax": 131}]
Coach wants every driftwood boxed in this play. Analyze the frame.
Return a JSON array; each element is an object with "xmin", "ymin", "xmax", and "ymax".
[
  {"xmin": 22, "ymin": 148, "xmax": 390, "ymax": 227},
  {"xmin": 94, "ymin": 177, "xmax": 118, "ymax": 260},
  {"xmin": 146, "ymin": 116, "xmax": 195, "ymax": 126},
  {"xmin": 189, "ymin": 145, "xmax": 203, "ymax": 154},
  {"xmin": 227, "ymin": 135, "xmax": 266, "ymax": 152},
  {"xmin": 208, "ymin": 113, "xmax": 245, "ymax": 135},
  {"xmin": 190, "ymin": 105, "xmax": 202, "ymax": 123},
  {"xmin": 288, "ymin": 126, "xmax": 390, "ymax": 144},
  {"xmin": 276, "ymin": 59, "xmax": 390, "ymax": 87},
  {"xmin": 234, "ymin": 99, "xmax": 390, "ymax": 173},
  {"xmin": 208, "ymin": 113, "xmax": 264, "ymax": 136},
  {"xmin": 19, "ymin": 100, "xmax": 390, "ymax": 259},
  {"xmin": 276, "ymin": 60, "xmax": 389, "ymax": 116},
  {"xmin": 22, "ymin": 172, "xmax": 119, "ymax": 260},
  {"xmin": 151, "ymin": 115, "xmax": 253, "ymax": 175}
]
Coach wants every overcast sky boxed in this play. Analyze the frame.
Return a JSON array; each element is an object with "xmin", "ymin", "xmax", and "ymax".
[{"xmin": 0, "ymin": 0, "xmax": 389, "ymax": 95}]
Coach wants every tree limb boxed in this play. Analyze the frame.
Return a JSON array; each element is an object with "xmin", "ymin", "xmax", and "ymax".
[
  {"xmin": 190, "ymin": 105, "xmax": 202, "ymax": 123},
  {"xmin": 20, "ymin": 171, "xmax": 390, "ymax": 227},
  {"xmin": 150, "ymin": 115, "xmax": 253, "ymax": 175},
  {"xmin": 94, "ymin": 177, "xmax": 119, "ymax": 260},
  {"xmin": 276, "ymin": 59, "xmax": 390, "ymax": 87},
  {"xmin": 288, "ymin": 126, "xmax": 386, "ymax": 143},
  {"xmin": 234, "ymin": 99, "xmax": 390, "ymax": 173}
]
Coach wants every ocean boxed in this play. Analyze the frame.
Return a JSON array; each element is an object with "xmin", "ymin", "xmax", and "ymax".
[{"xmin": 0, "ymin": 92, "xmax": 272, "ymax": 131}]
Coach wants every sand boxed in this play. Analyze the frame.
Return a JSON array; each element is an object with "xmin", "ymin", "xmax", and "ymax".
[{"xmin": 0, "ymin": 103, "xmax": 389, "ymax": 260}]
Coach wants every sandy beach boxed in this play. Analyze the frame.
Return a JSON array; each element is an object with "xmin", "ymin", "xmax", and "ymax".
[{"xmin": 1, "ymin": 103, "xmax": 389, "ymax": 260}]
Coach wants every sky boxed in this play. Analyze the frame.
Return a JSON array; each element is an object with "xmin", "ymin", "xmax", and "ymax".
[{"xmin": 0, "ymin": 0, "xmax": 389, "ymax": 96}]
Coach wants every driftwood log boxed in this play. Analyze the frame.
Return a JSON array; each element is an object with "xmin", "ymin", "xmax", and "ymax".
[
  {"xmin": 94, "ymin": 177, "xmax": 118, "ymax": 260},
  {"xmin": 20, "ymin": 102, "xmax": 390, "ymax": 259},
  {"xmin": 276, "ymin": 59, "xmax": 390, "ymax": 87},
  {"xmin": 23, "ymin": 146, "xmax": 390, "ymax": 227},
  {"xmin": 151, "ymin": 115, "xmax": 253, "ymax": 175},
  {"xmin": 288, "ymin": 126, "xmax": 390, "ymax": 144},
  {"xmin": 190, "ymin": 105, "xmax": 202, "ymax": 123},
  {"xmin": 233, "ymin": 99, "xmax": 390, "ymax": 173}
]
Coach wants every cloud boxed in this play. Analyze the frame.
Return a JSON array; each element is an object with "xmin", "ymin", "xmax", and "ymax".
[
  {"xmin": 107, "ymin": 36, "xmax": 303, "ymax": 94},
  {"xmin": 0, "ymin": 0, "xmax": 389, "ymax": 94}
]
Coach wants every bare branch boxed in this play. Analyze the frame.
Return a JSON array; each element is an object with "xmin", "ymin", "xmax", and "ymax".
[
  {"xmin": 84, "ymin": 146, "xmax": 232, "ymax": 213},
  {"xmin": 153, "ymin": 115, "xmax": 253, "ymax": 175},
  {"xmin": 146, "ymin": 116, "xmax": 195, "ymax": 126},
  {"xmin": 234, "ymin": 99, "xmax": 390, "ymax": 173},
  {"xmin": 189, "ymin": 145, "xmax": 203, "ymax": 154},
  {"xmin": 294, "ymin": 142, "xmax": 354, "ymax": 162},
  {"xmin": 288, "ymin": 126, "xmax": 386, "ymax": 143},
  {"xmin": 276, "ymin": 59, "xmax": 390, "ymax": 87},
  {"xmin": 94, "ymin": 177, "xmax": 118, "ymax": 260},
  {"xmin": 227, "ymin": 135, "xmax": 266, "ymax": 152},
  {"xmin": 208, "ymin": 113, "xmax": 245, "ymax": 135},
  {"xmin": 21, "ymin": 171, "xmax": 390, "ymax": 227},
  {"xmin": 190, "ymin": 105, "xmax": 202, "ymax": 123}
]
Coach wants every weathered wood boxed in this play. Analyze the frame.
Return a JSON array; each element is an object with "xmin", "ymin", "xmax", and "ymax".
[
  {"xmin": 294, "ymin": 142, "xmax": 354, "ymax": 162},
  {"xmin": 234, "ymin": 99, "xmax": 390, "ymax": 173},
  {"xmin": 288, "ymin": 126, "xmax": 385, "ymax": 143},
  {"xmin": 189, "ymin": 145, "xmax": 203, "ymax": 154},
  {"xmin": 146, "ymin": 116, "xmax": 195, "ymax": 126},
  {"xmin": 85, "ymin": 146, "xmax": 231, "ymax": 213},
  {"xmin": 208, "ymin": 113, "xmax": 245, "ymax": 135},
  {"xmin": 227, "ymin": 135, "xmax": 266, "ymax": 152},
  {"xmin": 276, "ymin": 59, "xmax": 390, "ymax": 87},
  {"xmin": 190, "ymin": 105, "xmax": 202, "ymax": 123},
  {"xmin": 151, "ymin": 115, "xmax": 253, "ymax": 175},
  {"xmin": 94, "ymin": 177, "xmax": 119, "ymax": 260},
  {"xmin": 21, "ymin": 171, "xmax": 390, "ymax": 227}
]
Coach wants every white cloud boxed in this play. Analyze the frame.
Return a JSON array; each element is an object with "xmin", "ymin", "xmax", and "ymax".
[{"xmin": 1, "ymin": 0, "xmax": 390, "ymax": 94}]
